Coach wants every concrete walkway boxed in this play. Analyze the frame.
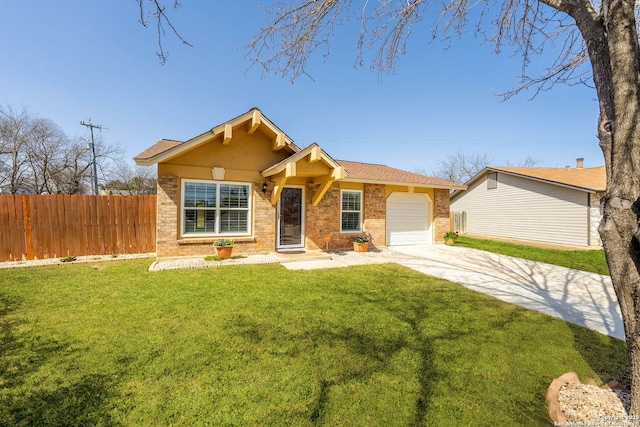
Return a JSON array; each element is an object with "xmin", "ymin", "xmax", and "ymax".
[{"xmin": 388, "ymin": 245, "xmax": 624, "ymax": 340}]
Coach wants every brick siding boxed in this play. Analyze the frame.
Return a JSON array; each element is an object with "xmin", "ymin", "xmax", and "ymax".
[
  {"xmin": 156, "ymin": 175, "xmax": 179, "ymax": 258},
  {"xmin": 305, "ymin": 183, "xmax": 341, "ymax": 250},
  {"xmin": 363, "ymin": 184, "xmax": 386, "ymax": 247},
  {"xmin": 156, "ymin": 177, "xmax": 452, "ymax": 258},
  {"xmin": 434, "ymin": 189, "xmax": 451, "ymax": 243},
  {"xmin": 305, "ymin": 183, "xmax": 386, "ymax": 251},
  {"xmin": 156, "ymin": 176, "xmax": 277, "ymax": 257}
]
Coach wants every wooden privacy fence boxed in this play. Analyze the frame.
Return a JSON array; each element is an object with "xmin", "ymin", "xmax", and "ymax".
[
  {"xmin": 0, "ymin": 194, "xmax": 156, "ymax": 262},
  {"xmin": 452, "ymin": 211, "xmax": 467, "ymax": 233}
]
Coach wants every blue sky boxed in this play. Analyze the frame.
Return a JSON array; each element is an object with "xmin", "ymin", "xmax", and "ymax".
[{"xmin": 0, "ymin": 1, "xmax": 603, "ymax": 176}]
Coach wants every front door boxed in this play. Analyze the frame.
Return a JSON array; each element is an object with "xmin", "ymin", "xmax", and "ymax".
[{"xmin": 277, "ymin": 186, "xmax": 304, "ymax": 250}]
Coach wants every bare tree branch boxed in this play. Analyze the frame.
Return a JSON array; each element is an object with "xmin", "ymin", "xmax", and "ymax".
[
  {"xmin": 136, "ymin": 0, "xmax": 193, "ymax": 65},
  {"xmin": 245, "ymin": 0, "xmax": 596, "ymax": 96}
]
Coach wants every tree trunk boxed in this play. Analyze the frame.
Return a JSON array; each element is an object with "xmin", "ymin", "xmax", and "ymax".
[
  {"xmin": 596, "ymin": 0, "xmax": 640, "ymax": 414},
  {"xmin": 601, "ymin": 203, "xmax": 640, "ymax": 414},
  {"xmin": 567, "ymin": 0, "xmax": 640, "ymax": 414}
]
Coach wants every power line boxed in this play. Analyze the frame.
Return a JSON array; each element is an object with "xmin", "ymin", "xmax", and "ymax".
[{"xmin": 80, "ymin": 119, "xmax": 105, "ymax": 195}]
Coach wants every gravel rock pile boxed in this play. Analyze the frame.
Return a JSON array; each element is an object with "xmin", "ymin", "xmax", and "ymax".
[
  {"xmin": 558, "ymin": 382, "xmax": 630, "ymax": 422},
  {"xmin": 150, "ymin": 253, "xmax": 280, "ymax": 271}
]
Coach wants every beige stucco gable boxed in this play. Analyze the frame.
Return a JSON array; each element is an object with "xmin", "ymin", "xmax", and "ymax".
[
  {"xmin": 135, "ymin": 108, "xmax": 298, "ymax": 167},
  {"xmin": 160, "ymin": 125, "xmax": 291, "ymax": 181}
]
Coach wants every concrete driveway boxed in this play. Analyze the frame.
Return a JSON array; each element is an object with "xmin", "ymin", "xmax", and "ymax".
[{"xmin": 389, "ymin": 245, "xmax": 624, "ymax": 340}]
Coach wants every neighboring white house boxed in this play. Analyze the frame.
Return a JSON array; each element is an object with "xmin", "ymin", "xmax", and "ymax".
[{"xmin": 450, "ymin": 159, "xmax": 606, "ymax": 247}]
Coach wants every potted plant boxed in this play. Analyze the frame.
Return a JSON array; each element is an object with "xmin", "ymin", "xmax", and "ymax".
[
  {"xmin": 443, "ymin": 231, "xmax": 459, "ymax": 246},
  {"xmin": 353, "ymin": 235, "xmax": 369, "ymax": 252},
  {"xmin": 213, "ymin": 238, "xmax": 234, "ymax": 259}
]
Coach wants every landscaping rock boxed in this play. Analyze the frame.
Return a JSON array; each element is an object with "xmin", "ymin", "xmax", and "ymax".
[
  {"xmin": 547, "ymin": 372, "xmax": 580, "ymax": 424},
  {"xmin": 547, "ymin": 372, "xmax": 631, "ymax": 424}
]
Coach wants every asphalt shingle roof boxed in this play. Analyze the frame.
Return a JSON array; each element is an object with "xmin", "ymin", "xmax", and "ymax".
[
  {"xmin": 490, "ymin": 165, "xmax": 606, "ymax": 192},
  {"xmin": 134, "ymin": 139, "xmax": 181, "ymax": 161},
  {"xmin": 338, "ymin": 160, "xmax": 463, "ymax": 188}
]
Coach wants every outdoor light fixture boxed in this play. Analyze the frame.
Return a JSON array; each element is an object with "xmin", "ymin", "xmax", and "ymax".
[{"xmin": 262, "ymin": 182, "xmax": 268, "ymax": 193}]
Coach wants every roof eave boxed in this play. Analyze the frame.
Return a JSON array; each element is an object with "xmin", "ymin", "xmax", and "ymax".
[
  {"xmin": 491, "ymin": 168, "xmax": 604, "ymax": 193},
  {"xmin": 134, "ymin": 157, "xmax": 156, "ymax": 167},
  {"xmin": 139, "ymin": 132, "xmax": 213, "ymax": 166},
  {"xmin": 341, "ymin": 177, "xmax": 466, "ymax": 190}
]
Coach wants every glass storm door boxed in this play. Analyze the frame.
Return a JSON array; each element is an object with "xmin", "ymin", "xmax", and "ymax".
[{"xmin": 277, "ymin": 187, "xmax": 304, "ymax": 249}]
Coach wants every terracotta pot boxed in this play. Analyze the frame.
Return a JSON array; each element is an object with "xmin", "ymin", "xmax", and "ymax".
[
  {"xmin": 353, "ymin": 242, "xmax": 368, "ymax": 252},
  {"xmin": 445, "ymin": 238, "xmax": 455, "ymax": 246},
  {"xmin": 215, "ymin": 245, "xmax": 234, "ymax": 259}
]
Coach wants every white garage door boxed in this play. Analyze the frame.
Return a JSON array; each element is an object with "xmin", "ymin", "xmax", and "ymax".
[{"xmin": 386, "ymin": 193, "xmax": 431, "ymax": 245}]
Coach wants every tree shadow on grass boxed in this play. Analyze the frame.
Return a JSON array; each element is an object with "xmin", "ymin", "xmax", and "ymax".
[
  {"xmin": 568, "ymin": 322, "xmax": 629, "ymax": 386},
  {"xmin": 226, "ymin": 267, "xmax": 445, "ymax": 426},
  {"xmin": 437, "ymin": 248, "xmax": 628, "ymax": 386},
  {"xmin": 2, "ymin": 373, "xmax": 122, "ymax": 427},
  {"xmin": 0, "ymin": 292, "xmax": 122, "ymax": 426},
  {"xmin": 232, "ymin": 310, "xmax": 433, "ymax": 424}
]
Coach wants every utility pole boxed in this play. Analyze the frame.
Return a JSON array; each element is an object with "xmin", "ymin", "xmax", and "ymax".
[{"xmin": 80, "ymin": 119, "xmax": 103, "ymax": 195}]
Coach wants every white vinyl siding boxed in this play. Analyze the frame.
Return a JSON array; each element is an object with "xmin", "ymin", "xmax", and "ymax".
[{"xmin": 451, "ymin": 172, "xmax": 590, "ymax": 247}]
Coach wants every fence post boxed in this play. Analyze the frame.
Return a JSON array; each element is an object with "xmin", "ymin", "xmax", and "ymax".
[{"xmin": 21, "ymin": 195, "xmax": 35, "ymax": 260}]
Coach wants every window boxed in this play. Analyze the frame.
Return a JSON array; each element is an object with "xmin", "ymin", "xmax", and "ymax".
[
  {"xmin": 487, "ymin": 172, "xmax": 497, "ymax": 190},
  {"xmin": 341, "ymin": 190, "xmax": 362, "ymax": 232},
  {"xmin": 182, "ymin": 180, "xmax": 251, "ymax": 236}
]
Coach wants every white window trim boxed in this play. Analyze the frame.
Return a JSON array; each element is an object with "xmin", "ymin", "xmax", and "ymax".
[
  {"xmin": 340, "ymin": 189, "xmax": 363, "ymax": 233},
  {"xmin": 180, "ymin": 178, "xmax": 252, "ymax": 238}
]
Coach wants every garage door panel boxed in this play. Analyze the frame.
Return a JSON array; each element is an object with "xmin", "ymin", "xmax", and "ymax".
[{"xmin": 386, "ymin": 193, "xmax": 431, "ymax": 246}]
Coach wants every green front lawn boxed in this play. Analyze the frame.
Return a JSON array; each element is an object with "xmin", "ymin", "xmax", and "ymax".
[
  {"xmin": 0, "ymin": 259, "xmax": 626, "ymax": 426},
  {"xmin": 456, "ymin": 236, "xmax": 609, "ymax": 275}
]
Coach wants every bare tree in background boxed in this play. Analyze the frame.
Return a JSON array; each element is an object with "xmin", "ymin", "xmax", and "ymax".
[
  {"xmin": 0, "ymin": 106, "xmax": 32, "ymax": 193},
  {"xmin": 55, "ymin": 135, "xmax": 123, "ymax": 195},
  {"xmin": 142, "ymin": 0, "xmax": 640, "ymax": 412},
  {"xmin": 0, "ymin": 105, "xmax": 123, "ymax": 194},
  {"xmin": 508, "ymin": 155, "xmax": 541, "ymax": 167},
  {"xmin": 103, "ymin": 163, "xmax": 157, "ymax": 195},
  {"xmin": 25, "ymin": 118, "xmax": 69, "ymax": 194},
  {"xmin": 425, "ymin": 151, "xmax": 541, "ymax": 183},
  {"xmin": 430, "ymin": 151, "xmax": 493, "ymax": 184}
]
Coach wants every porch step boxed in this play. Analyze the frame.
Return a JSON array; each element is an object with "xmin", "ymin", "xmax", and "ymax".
[{"xmin": 275, "ymin": 250, "xmax": 332, "ymax": 264}]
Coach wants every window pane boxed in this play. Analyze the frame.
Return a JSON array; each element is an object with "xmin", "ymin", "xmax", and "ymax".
[
  {"xmin": 220, "ymin": 184, "xmax": 249, "ymax": 208},
  {"xmin": 184, "ymin": 184, "xmax": 196, "ymax": 207},
  {"xmin": 220, "ymin": 210, "xmax": 248, "ymax": 233},
  {"xmin": 342, "ymin": 191, "xmax": 361, "ymax": 211},
  {"xmin": 341, "ymin": 212, "xmax": 361, "ymax": 232},
  {"xmin": 183, "ymin": 181, "xmax": 250, "ymax": 236},
  {"xmin": 184, "ymin": 209, "xmax": 216, "ymax": 234},
  {"xmin": 185, "ymin": 182, "xmax": 216, "ymax": 207}
]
